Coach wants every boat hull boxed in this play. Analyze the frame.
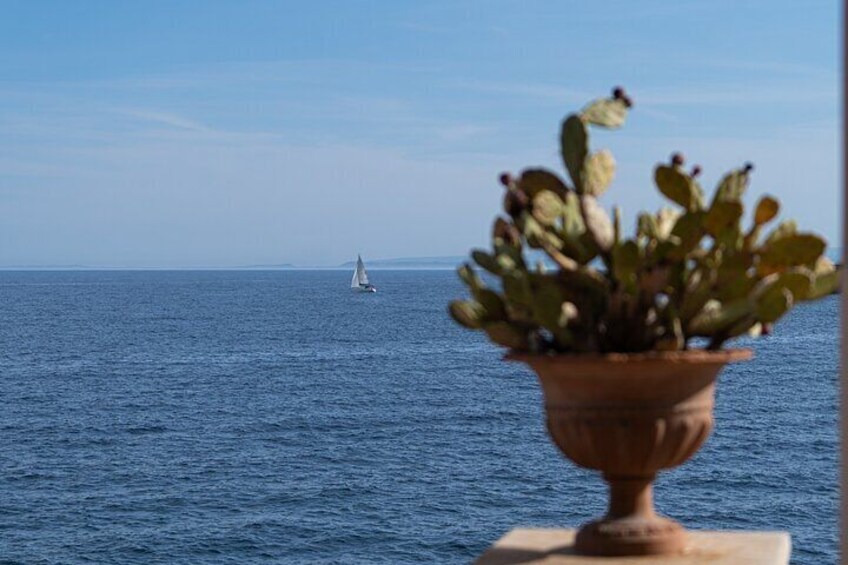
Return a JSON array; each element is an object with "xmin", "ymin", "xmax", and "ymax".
[{"xmin": 352, "ymin": 286, "xmax": 376, "ymax": 293}]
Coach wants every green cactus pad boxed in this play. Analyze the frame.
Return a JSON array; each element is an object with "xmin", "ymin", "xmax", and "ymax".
[
  {"xmin": 492, "ymin": 218, "xmax": 521, "ymax": 248},
  {"xmin": 655, "ymin": 208, "xmax": 681, "ymax": 240},
  {"xmin": 716, "ymin": 275, "xmax": 757, "ymax": 303},
  {"xmin": 521, "ymin": 215, "xmax": 565, "ymax": 252},
  {"xmin": 559, "ymin": 231, "xmax": 597, "ymax": 265},
  {"xmin": 471, "ymin": 250, "xmax": 501, "ymax": 275},
  {"xmin": 495, "ymin": 253, "xmax": 519, "ymax": 272},
  {"xmin": 637, "ymin": 213, "xmax": 657, "ymax": 239},
  {"xmin": 581, "ymin": 98, "xmax": 629, "ymax": 128},
  {"xmin": 561, "ymin": 192, "xmax": 586, "ymax": 236},
  {"xmin": 561, "ymin": 115, "xmax": 588, "ymax": 192},
  {"xmin": 689, "ymin": 299, "xmax": 752, "ymax": 335},
  {"xmin": 754, "ymin": 195, "xmax": 780, "ymax": 226},
  {"xmin": 654, "ymin": 165, "xmax": 701, "ymax": 210},
  {"xmin": 808, "ymin": 270, "xmax": 840, "ymax": 299},
  {"xmin": 669, "ymin": 211, "xmax": 705, "ymax": 257},
  {"xmin": 449, "ymin": 300, "xmax": 485, "ymax": 329},
  {"xmin": 760, "ymin": 233, "xmax": 827, "ymax": 269},
  {"xmin": 814, "ymin": 255, "xmax": 836, "ymax": 274},
  {"xmin": 531, "ymin": 190, "xmax": 565, "ymax": 226},
  {"xmin": 764, "ymin": 220, "xmax": 798, "ymax": 245},
  {"xmin": 580, "ymin": 195, "xmax": 614, "ymax": 251},
  {"xmin": 502, "ymin": 271, "xmax": 534, "ymax": 307},
  {"xmin": 713, "ymin": 169, "xmax": 750, "ymax": 203},
  {"xmin": 583, "ymin": 150, "xmax": 616, "ymax": 197},
  {"xmin": 755, "ymin": 285, "xmax": 793, "ymax": 323},
  {"xmin": 451, "ymin": 87, "xmax": 833, "ymax": 353},
  {"xmin": 483, "ymin": 322, "xmax": 528, "ymax": 349},
  {"xmin": 769, "ymin": 270, "xmax": 812, "ymax": 300},
  {"xmin": 680, "ymin": 272, "xmax": 714, "ymax": 323},
  {"xmin": 612, "ymin": 206, "xmax": 622, "ymax": 243},
  {"xmin": 726, "ymin": 316, "xmax": 758, "ymax": 339},
  {"xmin": 704, "ymin": 201, "xmax": 744, "ymax": 237},
  {"xmin": 531, "ymin": 279, "xmax": 566, "ymax": 330},
  {"xmin": 457, "ymin": 264, "xmax": 482, "ymax": 291},
  {"xmin": 519, "ymin": 168, "xmax": 569, "ymax": 197},
  {"xmin": 611, "ymin": 240, "xmax": 640, "ymax": 289}
]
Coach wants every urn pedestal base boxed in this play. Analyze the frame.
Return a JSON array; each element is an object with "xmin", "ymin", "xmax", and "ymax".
[
  {"xmin": 575, "ymin": 514, "xmax": 684, "ymax": 556},
  {"xmin": 474, "ymin": 528, "xmax": 791, "ymax": 565},
  {"xmin": 574, "ymin": 476, "xmax": 684, "ymax": 556}
]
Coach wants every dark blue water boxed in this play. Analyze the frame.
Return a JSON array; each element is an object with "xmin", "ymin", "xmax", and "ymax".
[{"xmin": 0, "ymin": 271, "xmax": 838, "ymax": 564}]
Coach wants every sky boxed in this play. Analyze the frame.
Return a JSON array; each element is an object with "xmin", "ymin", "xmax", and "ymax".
[{"xmin": 0, "ymin": 0, "xmax": 840, "ymax": 267}]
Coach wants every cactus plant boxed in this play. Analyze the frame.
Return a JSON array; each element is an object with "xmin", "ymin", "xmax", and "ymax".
[{"xmin": 450, "ymin": 87, "xmax": 838, "ymax": 353}]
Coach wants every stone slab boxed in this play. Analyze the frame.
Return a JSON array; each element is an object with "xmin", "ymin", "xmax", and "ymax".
[{"xmin": 474, "ymin": 528, "xmax": 790, "ymax": 565}]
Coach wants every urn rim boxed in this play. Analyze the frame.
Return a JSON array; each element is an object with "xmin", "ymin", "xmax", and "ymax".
[{"xmin": 505, "ymin": 347, "xmax": 752, "ymax": 366}]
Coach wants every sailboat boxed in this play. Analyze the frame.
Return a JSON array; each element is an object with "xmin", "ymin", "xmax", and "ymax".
[{"xmin": 350, "ymin": 255, "xmax": 376, "ymax": 293}]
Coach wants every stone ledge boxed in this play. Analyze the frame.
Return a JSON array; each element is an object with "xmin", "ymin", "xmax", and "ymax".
[{"xmin": 474, "ymin": 528, "xmax": 790, "ymax": 565}]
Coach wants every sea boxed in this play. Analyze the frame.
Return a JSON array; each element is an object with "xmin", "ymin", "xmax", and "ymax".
[{"xmin": 0, "ymin": 270, "xmax": 838, "ymax": 564}]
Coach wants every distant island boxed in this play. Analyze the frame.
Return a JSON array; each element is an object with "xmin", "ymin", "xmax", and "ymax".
[
  {"xmin": 336, "ymin": 256, "xmax": 465, "ymax": 269},
  {"xmin": 345, "ymin": 248, "xmax": 846, "ymax": 270},
  {"xmin": 0, "ymin": 263, "xmax": 299, "ymax": 271},
  {"xmin": 234, "ymin": 263, "xmax": 297, "ymax": 270},
  {"xmin": 1, "ymin": 248, "xmax": 841, "ymax": 271},
  {"xmin": 0, "ymin": 264, "xmax": 96, "ymax": 270}
]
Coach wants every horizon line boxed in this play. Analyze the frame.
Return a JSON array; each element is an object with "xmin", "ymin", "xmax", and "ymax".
[{"xmin": 0, "ymin": 246, "xmax": 843, "ymax": 271}]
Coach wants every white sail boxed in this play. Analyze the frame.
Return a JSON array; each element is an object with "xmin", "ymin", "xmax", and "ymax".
[
  {"xmin": 356, "ymin": 255, "xmax": 369, "ymax": 285},
  {"xmin": 351, "ymin": 255, "xmax": 370, "ymax": 288}
]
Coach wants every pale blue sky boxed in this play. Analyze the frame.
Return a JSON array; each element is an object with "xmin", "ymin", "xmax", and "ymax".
[{"xmin": 0, "ymin": 0, "xmax": 839, "ymax": 267}]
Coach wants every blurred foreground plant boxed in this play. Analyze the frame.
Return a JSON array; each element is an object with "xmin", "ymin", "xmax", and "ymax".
[{"xmin": 450, "ymin": 87, "xmax": 838, "ymax": 353}]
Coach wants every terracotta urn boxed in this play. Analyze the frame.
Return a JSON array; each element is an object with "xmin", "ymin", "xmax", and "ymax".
[{"xmin": 507, "ymin": 349, "xmax": 752, "ymax": 557}]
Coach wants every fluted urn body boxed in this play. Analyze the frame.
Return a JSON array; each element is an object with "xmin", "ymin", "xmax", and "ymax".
[{"xmin": 509, "ymin": 349, "xmax": 751, "ymax": 557}]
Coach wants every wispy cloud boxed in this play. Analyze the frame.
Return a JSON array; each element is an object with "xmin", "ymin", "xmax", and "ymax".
[
  {"xmin": 0, "ymin": 0, "xmax": 838, "ymax": 267},
  {"xmin": 444, "ymin": 76, "xmax": 835, "ymax": 111},
  {"xmin": 639, "ymin": 84, "xmax": 836, "ymax": 107},
  {"xmin": 116, "ymin": 109, "xmax": 212, "ymax": 132},
  {"xmin": 397, "ymin": 20, "xmax": 509, "ymax": 37},
  {"xmin": 447, "ymin": 78, "xmax": 591, "ymax": 102},
  {"xmin": 696, "ymin": 57, "xmax": 837, "ymax": 79},
  {"xmin": 427, "ymin": 124, "xmax": 497, "ymax": 141},
  {"xmin": 396, "ymin": 21, "xmax": 455, "ymax": 35}
]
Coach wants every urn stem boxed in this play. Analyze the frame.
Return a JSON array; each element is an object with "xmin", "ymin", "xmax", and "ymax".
[{"xmin": 605, "ymin": 476, "xmax": 655, "ymax": 519}]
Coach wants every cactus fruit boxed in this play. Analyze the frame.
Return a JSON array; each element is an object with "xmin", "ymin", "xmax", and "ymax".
[
  {"xmin": 449, "ymin": 87, "xmax": 837, "ymax": 353},
  {"xmin": 611, "ymin": 86, "xmax": 633, "ymax": 108}
]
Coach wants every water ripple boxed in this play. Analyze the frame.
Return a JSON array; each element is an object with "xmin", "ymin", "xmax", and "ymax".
[{"xmin": 0, "ymin": 271, "xmax": 838, "ymax": 564}]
